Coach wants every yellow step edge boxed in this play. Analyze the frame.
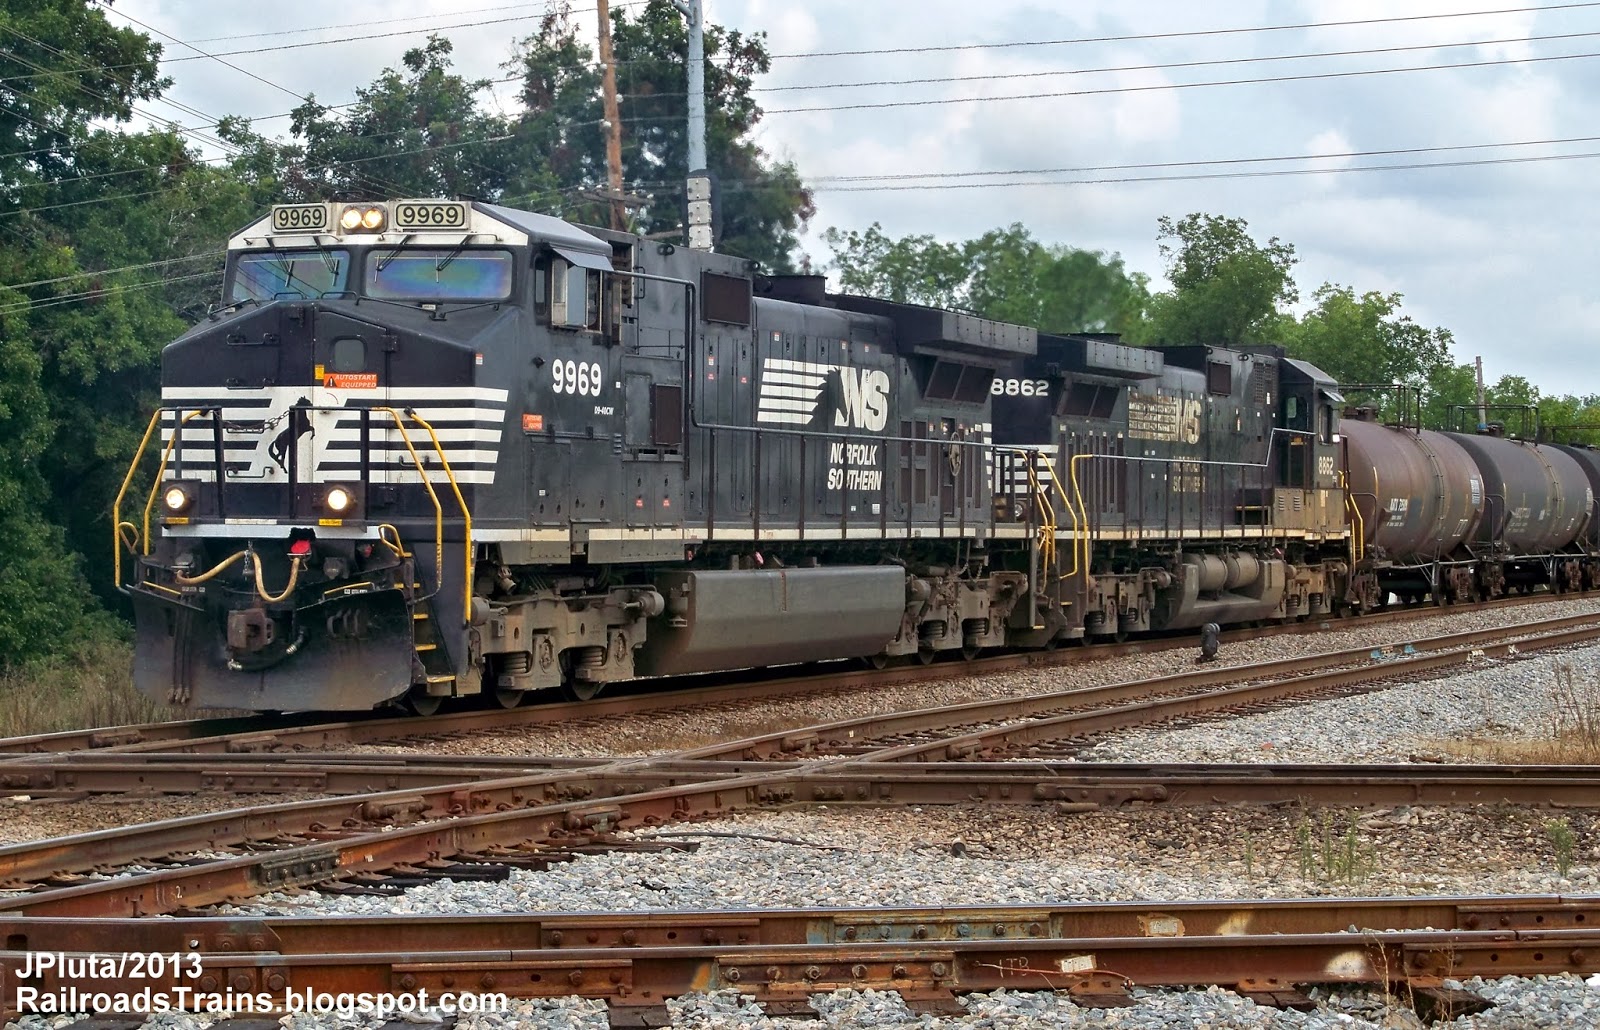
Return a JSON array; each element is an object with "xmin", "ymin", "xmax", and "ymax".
[
  {"xmin": 412, "ymin": 612, "xmax": 429, "ymax": 620},
  {"xmin": 415, "ymin": 643, "xmax": 438, "ymax": 652},
  {"xmin": 424, "ymin": 673, "xmax": 455, "ymax": 684}
]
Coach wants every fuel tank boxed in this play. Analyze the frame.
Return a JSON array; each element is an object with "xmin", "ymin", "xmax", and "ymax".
[
  {"xmin": 1445, "ymin": 433, "xmax": 1591, "ymax": 551},
  {"xmin": 1340, "ymin": 418, "xmax": 1484, "ymax": 561},
  {"xmin": 1552, "ymin": 443, "xmax": 1600, "ymax": 548},
  {"xmin": 634, "ymin": 566, "xmax": 905, "ymax": 677}
]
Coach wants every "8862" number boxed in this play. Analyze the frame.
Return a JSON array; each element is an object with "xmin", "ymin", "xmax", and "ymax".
[{"xmin": 991, "ymin": 378, "xmax": 1049, "ymax": 397}]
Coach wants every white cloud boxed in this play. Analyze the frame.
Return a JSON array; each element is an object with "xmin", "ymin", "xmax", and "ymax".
[{"xmin": 102, "ymin": 0, "xmax": 1600, "ymax": 395}]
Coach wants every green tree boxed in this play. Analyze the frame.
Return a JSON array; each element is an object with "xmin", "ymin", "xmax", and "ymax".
[
  {"xmin": 1137, "ymin": 213, "xmax": 1297, "ymax": 344},
  {"xmin": 0, "ymin": 0, "xmax": 188, "ymax": 657},
  {"xmin": 822, "ymin": 223, "xmax": 968, "ymax": 307},
  {"xmin": 1285, "ymin": 285, "xmax": 1454, "ymax": 401},
  {"xmin": 824, "ymin": 222, "xmax": 1149, "ymax": 334},
  {"xmin": 286, "ymin": 36, "xmax": 510, "ymax": 201},
  {"xmin": 502, "ymin": 0, "xmax": 813, "ymax": 269}
]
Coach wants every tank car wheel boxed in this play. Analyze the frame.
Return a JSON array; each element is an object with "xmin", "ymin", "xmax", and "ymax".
[
  {"xmin": 961, "ymin": 645, "xmax": 982, "ymax": 661},
  {"xmin": 563, "ymin": 679, "xmax": 604, "ymax": 701},
  {"xmin": 863, "ymin": 654, "xmax": 890, "ymax": 670},
  {"xmin": 1109, "ymin": 630, "xmax": 1129, "ymax": 645},
  {"xmin": 916, "ymin": 647, "xmax": 938, "ymax": 665},
  {"xmin": 405, "ymin": 691, "xmax": 444, "ymax": 716},
  {"xmin": 494, "ymin": 688, "xmax": 527, "ymax": 709}
]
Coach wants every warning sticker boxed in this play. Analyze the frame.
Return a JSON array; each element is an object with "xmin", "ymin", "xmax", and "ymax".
[
  {"xmin": 522, "ymin": 413, "xmax": 544, "ymax": 432},
  {"xmin": 324, "ymin": 372, "xmax": 379, "ymax": 389}
]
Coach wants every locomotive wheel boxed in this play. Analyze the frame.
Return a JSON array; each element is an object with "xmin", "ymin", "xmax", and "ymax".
[
  {"xmin": 564, "ymin": 678, "xmax": 604, "ymax": 701},
  {"xmin": 916, "ymin": 648, "xmax": 937, "ymax": 665},
  {"xmin": 961, "ymin": 644, "xmax": 982, "ymax": 661},
  {"xmin": 405, "ymin": 690, "xmax": 444, "ymax": 716},
  {"xmin": 863, "ymin": 654, "xmax": 890, "ymax": 670},
  {"xmin": 494, "ymin": 688, "xmax": 526, "ymax": 709}
]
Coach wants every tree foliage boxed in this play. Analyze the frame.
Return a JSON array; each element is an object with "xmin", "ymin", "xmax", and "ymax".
[
  {"xmin": 1136, "ymin": 213, "xmax": 1298, "ymax": 345},
  {"xmin": 287, "ymin": 37, "xmax": 509, "ymax": 201},
  {"xmin": 498, "ymin": 1, "xmax": 812, "ymax": 269},
  {"xmin": 824, "ymin": 222, "xmax": 1149, "ymax": 334},
  {"xmin": 1282, "ymin": 285, "xmax": 1454, "ymax": 414}
]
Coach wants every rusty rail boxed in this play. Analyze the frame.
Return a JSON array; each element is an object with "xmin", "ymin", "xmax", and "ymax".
[
  {"xmin": 3, "ymin": 611, "xmax": 1599, "ymax": 914},
  {"xmin": 7, "ymin": 759, "xmax": 1600, "ymax": 901},
  {"xmin": 3, "ymin": 896, "xmax": 1599, "ymax": 1016}
]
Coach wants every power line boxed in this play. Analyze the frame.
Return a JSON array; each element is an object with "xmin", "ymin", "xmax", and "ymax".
[
  {"xmin": 99, "ymin": 4, "xmax": 308, "ymax": 104},
  {"xmin": 88, "ymin": 4, "xmax": 419, "ymax": 200},
  {"xmin": 0, "ymin": 252, "xmax": 222, "ymax": 293},
  {"xmin": 760, "ymin": 2, "xmax": 1600, "ymax": 59},
  {"xmin": 764, "ymin": 49, "xmax": 1600, "ymax": 114},
  {"xmin": 184, "ymin": 2, "xmax": 653, "ymax": 45},
  {"xmin": 799, "ymin": 148, "xmax": 1600, "ymax": 193},
  {"xmin": 0, "ymin": 270, "xmax": 218, "ymax": 314},
  {"xmin": 752, "ymin": 29, "xmax": 1600, "ymax": 93}
]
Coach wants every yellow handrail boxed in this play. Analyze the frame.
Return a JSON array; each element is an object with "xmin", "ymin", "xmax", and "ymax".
[
  {"xmin": 141, "ymin": 409, "xmax": 210, "ymax": 555},
  {"xmin": 1013, "ymin": 450, "xmax": 1056, "ymax": 585},
  {"xmin": 1069, "ymin": 452, "xmax": 1096, "ymax": 579},
  {"xmin": 403, "ymin": 409, "xmax": 473, "ymax": 623},
  {"xmin": 1340, "ymin": 470, "xmax": 1365, "ymax": 564},
  {"xmin": 115, "ymin": 405, "xmax": 473, "ymax": 617},
  {"xmin": 375, "ymin": 406, "xmax": 447, "ymax": 603},
  {"xmin": 113, "ymin": 409, "xmax": 163, "ymax": 589}
]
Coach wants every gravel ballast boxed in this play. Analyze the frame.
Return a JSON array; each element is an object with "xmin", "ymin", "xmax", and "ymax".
[{"xmin": 11, "ymin": 601, "xmax": 1600, "ymax": 1027}]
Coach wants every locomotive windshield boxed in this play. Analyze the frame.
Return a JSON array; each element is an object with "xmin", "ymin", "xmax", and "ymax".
[
  {"xmin": 366, "ymin": 249, "xmax": 513, "ymax": 302},
  {"xmin": 230, "ymin": 249, "xmax": 350, "ymax": 302}
]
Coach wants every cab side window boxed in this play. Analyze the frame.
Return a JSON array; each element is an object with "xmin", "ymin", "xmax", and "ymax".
[
  {"xmin": 533, "ymin": 256, "xmax": 550, "ymax": 320},
  {"xmin": 550, "ymin": 258, "xmax": 601, "ymax": 331}
]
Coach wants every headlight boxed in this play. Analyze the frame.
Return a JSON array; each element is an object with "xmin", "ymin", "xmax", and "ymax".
[
  {"xmin": 162, "ymin": 484, "xmax": 191, "ymax": 512},
  {"xmin": 324, "ymin": 485, "xmax": 354, "ymax": 513},
  {"xmin": 339, "ymin": 205, "xmax": 386, "ymax": 232}
]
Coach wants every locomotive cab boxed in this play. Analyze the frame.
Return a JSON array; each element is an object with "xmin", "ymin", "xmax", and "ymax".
[
  {"xmin": 122, "ymin": 200, "xmax": 599, "ymax": 710},
  {"xmin": 1276, "ymin": 358, "xmax": 1345, "ymax": 534}
]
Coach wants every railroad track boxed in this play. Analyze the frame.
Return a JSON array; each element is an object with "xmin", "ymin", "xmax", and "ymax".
[
  {"xmin": 1, "ymin": 590, "xmax": 1589, "ymax": 760},
  {"xmin": 3, "ymin": 895, "xmax": 1598, "ymax": 1020},
  {"xmin": 0, "ymin": 609, "xmax": 1595, "ymax": 913},
  {"xmin": 3, "ymin": 599, "xmax": 1598, "ymax": 1021}
]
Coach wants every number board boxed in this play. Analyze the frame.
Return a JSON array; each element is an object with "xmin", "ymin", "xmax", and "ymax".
[
  {"xmin": 271, "ymin": 204, "xmax": 328, "ymax": 232},
  {"xmin": 394, "ymin": 201, "xmax": 469, "ymax": 231}
]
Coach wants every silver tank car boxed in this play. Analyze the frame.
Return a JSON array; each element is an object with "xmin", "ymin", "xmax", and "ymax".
[
  {"xmin": 1552, "ymin": 443, "xmax": 1600, "ymax": 550},
  {"xmin": 1445, "ymin": 433, "xmax": 1591, "ymax": 552}
]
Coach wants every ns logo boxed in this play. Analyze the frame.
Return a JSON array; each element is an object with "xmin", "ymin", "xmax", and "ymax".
[{"xmin": 828, "ymin": 367, "xmax": 890, "ymax": 432}]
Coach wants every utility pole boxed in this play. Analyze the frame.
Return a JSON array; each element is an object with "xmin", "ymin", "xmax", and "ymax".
[
  {"xmin": 1474, "ymin": 355, "xmax": 1487, "ymax": 431},
  {"xmin": 669, "ymin": 0, "xmax": 713, "ymax": 250},
  {"xmin": 596, "ymin": 0, "xmax": 626, "ymax": 231}
]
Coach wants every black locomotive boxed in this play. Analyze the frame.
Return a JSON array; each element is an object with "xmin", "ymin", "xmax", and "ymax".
[{"xmin": 118, "ymin": 200, "xmax": 1591, "ymax": 712}]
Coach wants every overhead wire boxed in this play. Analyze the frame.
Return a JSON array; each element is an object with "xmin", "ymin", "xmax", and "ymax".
[
  {"xmin": 759, "ymin": 1, "xmax": 1600, "ymax": 59},
  {"xmin": 763, "ymin": 49, "xmax": 1600, "ymax": 114},
  {"xmin": 751, "ymin": 29, "xmax": 1600, "ymax": 93},
  {"xmin": 86, "ymin": 3, "xmax": 421, "ymax": 200}
]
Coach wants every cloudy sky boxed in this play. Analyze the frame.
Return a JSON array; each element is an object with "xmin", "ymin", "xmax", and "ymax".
[{"xmin": 113, "ymin": 0, "xmax": 1600, "ymax": 395}]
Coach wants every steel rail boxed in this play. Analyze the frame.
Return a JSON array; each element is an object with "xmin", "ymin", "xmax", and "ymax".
[
  {"xmin": 4, "ymin": 897, "xmax": 1600, "ymax": 1015},
  {"xmin": 4, "ymin": 613, "xmax": 1600, "ymax": 914},
  {"xmin": 7, "ymin": 894, "xmax": 1596, "ymax": 954},
  {"xmin": 10, "ymin": 752, "xmax": 1600, "ymax": 808},
  {"xmin": 855, "ymin": 621, "xmax": 1600, "ymax": 764},
  {"xmin": 8, "ymin": 759, "xmax": 1600, "ymax": 902},
  {"xmin": 2, "ymin": 591, "xmax": 1591, "ymax": 759},
  {"xmin": 662, "ymin": 612, "xmax": 1600, "ymax": 763}
]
